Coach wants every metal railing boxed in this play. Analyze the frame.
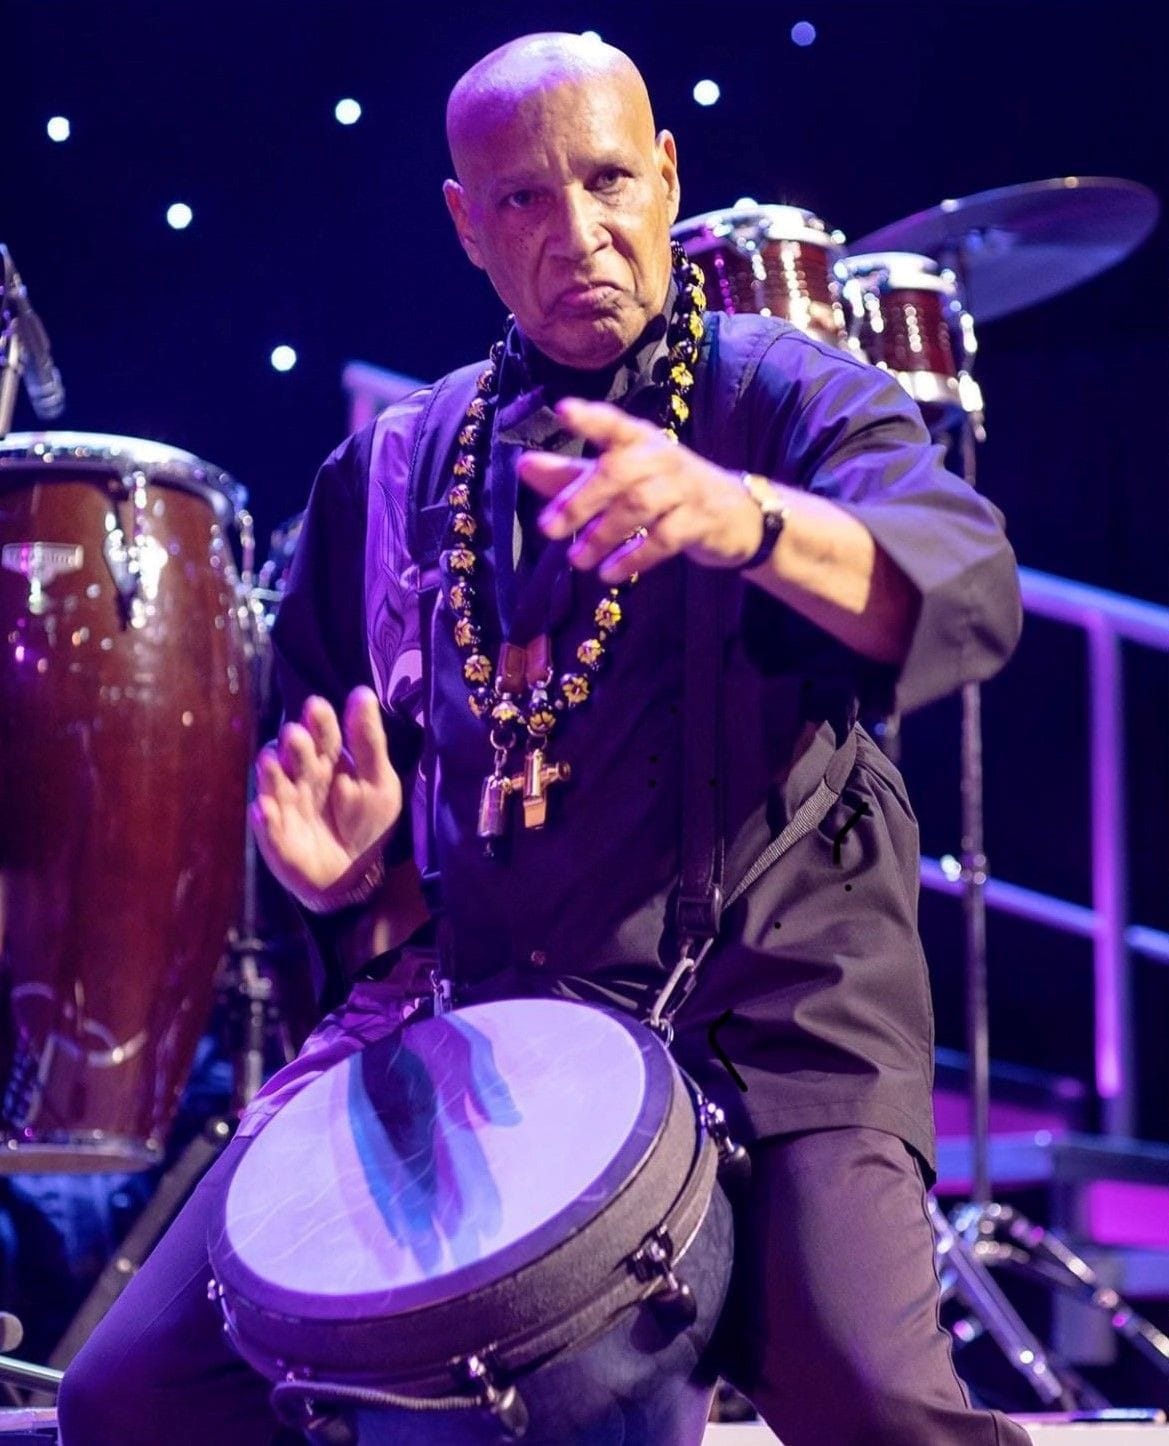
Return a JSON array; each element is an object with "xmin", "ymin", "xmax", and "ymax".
[
  {"xmin": 922, "ymin": 567, "xmax": 1169, "ymax": 1140},
  {"xmin": 343, "ymin": 361, "xmax": 424, "ymax": 433}
]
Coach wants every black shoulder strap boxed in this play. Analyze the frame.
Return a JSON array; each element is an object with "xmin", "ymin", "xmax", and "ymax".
[{"xmin": 674, "ymin": 561, "xmax": 725, "ymax": 945}]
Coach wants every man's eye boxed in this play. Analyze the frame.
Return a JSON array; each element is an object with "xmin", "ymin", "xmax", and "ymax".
[
  {"xmin": 504, "ymin": 190, "xmax": 537, "ymax": 211},
  {"xmin": 594, "ymin": 169, "xmax": 627, "ymax": 191}
]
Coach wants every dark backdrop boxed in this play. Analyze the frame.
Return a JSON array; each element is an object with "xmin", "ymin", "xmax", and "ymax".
[{"xmin": 7, "ymin": 1, "xmax": 1168, "ymax": 1134}]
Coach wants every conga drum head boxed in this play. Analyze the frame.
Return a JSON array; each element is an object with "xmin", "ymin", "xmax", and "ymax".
[
  {"xmin": 211, "ymin": 998, "xmax": 732, "ymax": 1442},
  {"xmin": 0, "ymin": 431, "xmax": 252, "ymax": 1171},
  {"xmin": 673, "ymin": 202, "xmax": 849, "ymax": 347},
  {"xmin": 840, "ymin": 251, "xmax": 970, "ymax": 415}
]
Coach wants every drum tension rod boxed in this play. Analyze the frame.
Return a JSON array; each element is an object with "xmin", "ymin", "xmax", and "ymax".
[
  {"xmin": 630, "ymin": 1226, "xmax": 698, "ymax": 1330},
  {"xmin": 459, "ymin": 1354, "xmax": 530, "ymax": 1439}
]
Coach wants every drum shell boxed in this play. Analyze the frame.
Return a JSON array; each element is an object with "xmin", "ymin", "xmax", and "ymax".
[
  {"xmin": 841, "ymin": 252, "xmax": 967, "ymax": 415},
  {"xmin": 674, "ymin": 204, "xmax": 849, "ymax": 348},
  {"xmin": 0, "ymin": 444, "xmax": 251, "ymax": 1170},
  {"xmin": 351, "ymin": 1184, "xmax": 732, "ymax": 1444}
]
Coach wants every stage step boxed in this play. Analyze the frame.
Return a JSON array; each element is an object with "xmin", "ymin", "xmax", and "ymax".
[
  {"xmin": 935, "ymin": 1131, "xmax": 1169, "ymax": 1257},
  {"xmin": 705, "ymin": 1413, "xmax": 1169, "ymax": 1443},
  {"xmin": 934, "ymin": 1048, "xmax": 1089, "ymax": 1139}
]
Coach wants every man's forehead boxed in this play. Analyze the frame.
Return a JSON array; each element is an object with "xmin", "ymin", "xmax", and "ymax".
[{"xmin": 447, "ymin": 34, "xmax": 656, "ymax": 173}]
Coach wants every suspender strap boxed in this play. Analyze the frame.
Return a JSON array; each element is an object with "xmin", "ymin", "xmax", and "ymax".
[{"xmin": 403, "ymin": 366, "xmax": 483, "ymax": 930}]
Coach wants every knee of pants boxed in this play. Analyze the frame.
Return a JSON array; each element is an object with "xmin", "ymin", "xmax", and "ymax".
[
  {"xmin": 752, "ymin": 1367, "xmax": 975, "ymax": 1446},
  {"xmin": 57, "ymin": 1347, "xmax": 142, "ymax": 1446}
]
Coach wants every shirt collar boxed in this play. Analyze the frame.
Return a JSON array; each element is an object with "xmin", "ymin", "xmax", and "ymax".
[{"xmin": 496, "ymin": 280, "xmax": 678, "ymax": 450}]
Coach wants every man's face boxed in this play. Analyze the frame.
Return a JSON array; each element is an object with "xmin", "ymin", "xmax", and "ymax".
[{"xmin": 445, "ymin": 76, "xmax": 680, "ymax": 370}]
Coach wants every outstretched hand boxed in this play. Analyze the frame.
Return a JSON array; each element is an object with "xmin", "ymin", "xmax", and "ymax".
[
  {"xmin": 251, "ymin": 686, "xmax": 402, "ymax": 910},
  {"xmin": 516, "ymin": 396, "xmax": 765, "ymax": 580}
]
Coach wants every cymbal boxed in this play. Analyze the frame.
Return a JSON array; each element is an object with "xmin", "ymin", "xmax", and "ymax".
[{"xmin": 849, "ymin": 176, "xmax": 1160, "ymax": 323}]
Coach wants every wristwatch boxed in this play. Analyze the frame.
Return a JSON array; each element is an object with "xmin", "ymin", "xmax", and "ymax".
[{"xmin": 736, "ymin": 471, "xmax": 789, "ymax": 571}]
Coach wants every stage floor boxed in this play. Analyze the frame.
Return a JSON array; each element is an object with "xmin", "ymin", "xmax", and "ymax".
[
  {"xmin": 3, "ymin": 1409, "xmax": 1169, "ymax": 1442},
  {"xmin": 705, "ymin": 1417, "xmax": 1169, "ymax": 1443}
]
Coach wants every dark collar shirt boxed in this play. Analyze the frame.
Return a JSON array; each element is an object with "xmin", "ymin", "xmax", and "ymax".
[{"xmin": 270, "ymin": 304, "xmax": 1022, "ymax": 1172}]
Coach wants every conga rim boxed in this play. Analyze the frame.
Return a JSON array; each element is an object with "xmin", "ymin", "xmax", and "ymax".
[
  {"xmin": 0, "ymin": 431, "xmax": 247, "ymax": 513},
  {"xmin": 841, "ymin": 251, "xmax": 957, "ymax": 291},
  {"xmin": 673, "ymin": 202, "xmax": 844, "ymax": 249}
]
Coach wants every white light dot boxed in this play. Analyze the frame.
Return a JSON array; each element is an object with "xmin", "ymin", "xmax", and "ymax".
[
  {"xmin": 166, "ymin": 203, "xmax": 193, "ymax": 231},
  {"xmin": 270, "ymin": 345, "xmax": 298, "ymax": 373},
  {"xmin": 47, "ymin": 116, "xmax": 71, "ymax": 143},
  {"xmin": 791, "ymin": 20, "xmax": 817, "ymax": 47},
  {"xmin": 334, "ymin": 98, "xmax": 362, "ymax": 126},
  {"xmin": 692, "ymin": 79, "xmax": 721, "ymax": 107},
  {"xmin": 580, "ymin": 30, "xmax": 602, "ymax": 44}
]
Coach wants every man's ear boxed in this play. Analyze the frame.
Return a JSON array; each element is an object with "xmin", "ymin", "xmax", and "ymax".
[
  {"xmin": 443, "ymin": 180, "xmax": 486, "ymax": 270},
  {"xmin": 656, "ymin": 130, "xmax": 680, "ymax": 225}
]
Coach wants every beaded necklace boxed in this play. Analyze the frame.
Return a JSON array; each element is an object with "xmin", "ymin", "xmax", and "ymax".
[{"xmin": 443, "ymin": 243, "xmax": 706, "ymax": 846}]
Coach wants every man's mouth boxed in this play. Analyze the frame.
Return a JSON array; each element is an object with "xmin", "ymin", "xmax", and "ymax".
[{"xmin": 554, "ymin": 281, "xmax": 621, "ymax": 311}]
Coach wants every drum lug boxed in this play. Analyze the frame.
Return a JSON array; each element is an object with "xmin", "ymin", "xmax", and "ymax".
[
  {"xmin": 630, "ymin": 1226, "xmax": 698, "ymax": 1330},
  {"xmin": 698, "ymin": 1097, "xmax": 752, "ymax": 1190},
  {"xmin": 459, "ymin": 1353, "xmax": 530, "ymax": 1439}
]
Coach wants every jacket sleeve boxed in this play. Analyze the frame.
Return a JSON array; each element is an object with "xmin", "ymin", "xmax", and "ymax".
[{"xmin": 748, "ymin": 329, "xmax": 1023, "ymax": 714}]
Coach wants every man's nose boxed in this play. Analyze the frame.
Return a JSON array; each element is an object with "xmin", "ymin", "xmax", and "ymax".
[{"xmin": 548, "ymin": 188, "xmax": 605, "ymax": 259}]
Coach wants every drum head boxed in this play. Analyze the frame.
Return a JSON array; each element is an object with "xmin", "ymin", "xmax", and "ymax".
[{"xmin": 217, "ymin": 999, "xmax": 677, "ymax": 1319}]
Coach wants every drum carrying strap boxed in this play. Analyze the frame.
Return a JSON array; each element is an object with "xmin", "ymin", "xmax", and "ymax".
[{"xmin": 647, "ymin": 570, "xmax": 861, "ymax": 1040}]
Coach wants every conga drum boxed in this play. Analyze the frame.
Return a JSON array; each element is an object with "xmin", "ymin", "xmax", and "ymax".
[
  {"xmin": 673, "ymin": 203, "xmax": 850, "ymax": 348},
  {"xmin": 0, "ymin": 432, "xmax": 253, "ymax": 1171},
  {"xmin": 210, "ymin": 998, "xmax": 734, "ymax": 1444},
  {"xmin": 840, "ymin": 250, "xmax": 982, "ymax": 422}
]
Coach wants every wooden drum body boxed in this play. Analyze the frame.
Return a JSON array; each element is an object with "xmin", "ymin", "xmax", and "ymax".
[
  {"xmin": 0, "ymin": 432, "xmax": 252, "ymax": 1171},
  {"xmin": 841, "ymin": 250, "xmax": 979, "ymax": 420},
  {"xmin": 673, "ymin": 203, "xmax": 849, "ymax": 348}
]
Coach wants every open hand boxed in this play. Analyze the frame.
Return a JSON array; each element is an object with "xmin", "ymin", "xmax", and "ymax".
[{"xmin": 251, "ymin": 686, "xmax": 402, "ymax": 910}]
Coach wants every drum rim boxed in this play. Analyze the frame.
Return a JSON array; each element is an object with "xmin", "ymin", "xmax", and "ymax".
[
  {"xmin": 213, "ymin": 999, "xmax": 682, "ymax": 1320},
  {"xmin": 673, "ymin": 202, "xmax": 842, "ymax": 250},
  {"xmin": 841, "ymin": 251, "xmax": 957, "ymax": 293},
  {"xmin": 0, "ymin": 431, "xmax": 247, "ymax": 512}
]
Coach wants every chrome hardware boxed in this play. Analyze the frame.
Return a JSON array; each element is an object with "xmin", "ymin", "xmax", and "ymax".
[{"xmin": 1, "ymin": 541, "xmax": 83, "ymax": 614}]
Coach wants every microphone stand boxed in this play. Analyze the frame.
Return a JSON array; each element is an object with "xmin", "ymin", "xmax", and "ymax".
[{"xmin": 0, "ymin": 256, "xmax": 24, "ymax": 439}]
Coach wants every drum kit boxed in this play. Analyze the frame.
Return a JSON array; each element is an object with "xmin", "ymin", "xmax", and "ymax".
[{"xmin": 0, "ymin": 174, "xmax": 1162, "ymax": 1440}]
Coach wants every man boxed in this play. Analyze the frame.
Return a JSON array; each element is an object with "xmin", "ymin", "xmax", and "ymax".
[{"xmin": 60, "ymin": 32, "xmax": 1027, "ymax": 1446}]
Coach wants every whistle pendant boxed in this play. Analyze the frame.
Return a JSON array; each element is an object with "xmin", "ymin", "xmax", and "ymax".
[{"xmin": 477, "ymin": 771, "xmax": 516, "ymax": 840}]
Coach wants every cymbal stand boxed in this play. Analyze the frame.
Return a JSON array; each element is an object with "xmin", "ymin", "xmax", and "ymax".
[{"xmin": 929, "ymin": 251, "xmax": 1169, "ymax": 1403}]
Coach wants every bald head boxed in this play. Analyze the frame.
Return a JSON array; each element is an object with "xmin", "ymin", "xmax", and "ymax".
[
  {"xmin": 447, "ymin": 33, "xmax": 656, "ymax": 181},
  {"xmin": 442, "ymin": 32, "xmax": 681, "ymax": 369}
]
